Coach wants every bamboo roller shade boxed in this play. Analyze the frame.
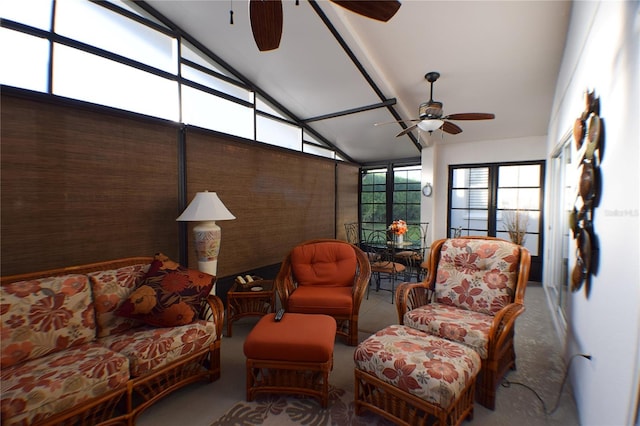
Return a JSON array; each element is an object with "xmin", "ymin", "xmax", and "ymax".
[
  {"xmin": 1, "ymin": 94, "xmax": 180, "ymax": 275},
  {"xmin": 183, "ymin": 128, "xmax": 336, "ymax": 275},
  {"xmin": 1, "ymin": 91, "xmax": 358, "ymax": 277}
]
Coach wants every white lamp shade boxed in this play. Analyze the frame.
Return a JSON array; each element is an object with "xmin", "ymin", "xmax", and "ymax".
[
  {"xmin": 417, "ymin": 119, "xmax": 444, "ymax": 132},
  {"xmin": 176, "ymin": 191, "xmax": 236, "ymax": 222}
]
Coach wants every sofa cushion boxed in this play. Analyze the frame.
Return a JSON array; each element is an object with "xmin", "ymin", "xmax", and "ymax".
[
  {"xmin": 115, "ymin": 255, "xmax": 214, "ymax": 327},
  {"xmin": 98, "ymin": 320, "xmax": 216, "ymax": 377},
  {"xmin": 0, "ymin": 342, "xmax": 129, "ymax": 425},
  {"xmin": 1, "ymin": 274, "xmax": 96, "ymax": 368},
  {"xmin": 291, "ymin": 241, "xmax": 357, "ymax": 287},
  {"xmin": 88, "ymin": 263, "xmax": 149, "ymax": 338},
  {"xmin": 435, "ymin": 238, "xmax": 520, "ymax": 315},
  {"xmin": 286, "ymin": 286, "xmax": 353, "ymax": 316},
  {"xmin": 403, "ymin": 303, "xmax": 493, "ymax": 359}
]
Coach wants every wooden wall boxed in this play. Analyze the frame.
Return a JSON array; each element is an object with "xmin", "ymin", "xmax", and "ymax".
[{"xmin": 0, "ymin": 89, "xmax": 360, "ymax": 278}]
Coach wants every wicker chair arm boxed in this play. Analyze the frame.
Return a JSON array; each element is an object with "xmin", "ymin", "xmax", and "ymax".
[
  {"xmin": 487, "ymin": 302, "xmax": 525, "ymax": 356},
  {"xmin": 274, "ymin": 257, "xmax": 297, "ymax": 310},
  {"xmin": 395, "ymin": 282, "xmax": 433, "ymax": 324},
  {"xmin": 351, "ymin": 246, "xmax": 372, "ymax": 316},
  {"xmin": 204, "ymin": 294, "xmax": 225, "ymax": 338}
]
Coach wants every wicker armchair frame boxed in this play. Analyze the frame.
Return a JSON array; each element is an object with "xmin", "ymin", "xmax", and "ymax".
[
  {"xmin": 395, "ymin": 237, "xmax": 531, "ymax": 410},
  {"xmin": 1, "ymin": 257, "xmax": 224, "ymax": 426},
  {"xmin": 275, "ymin": 239, "xmax": 371, "ymax": 346}
]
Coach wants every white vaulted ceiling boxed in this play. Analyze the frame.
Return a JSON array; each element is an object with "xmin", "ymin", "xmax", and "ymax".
[{"xmin": 145, "ymin": 0, "xmax": 571, "ymax": 164}]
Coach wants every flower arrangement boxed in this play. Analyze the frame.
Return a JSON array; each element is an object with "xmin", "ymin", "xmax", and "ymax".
[{"xmin": 388, "ymin": 219, "xmax": 408, "ymax": 235}]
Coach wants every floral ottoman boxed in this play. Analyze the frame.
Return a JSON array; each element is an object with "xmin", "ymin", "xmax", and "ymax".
[{"xmin": 353, "ymin": 324, "xmax": 481, "ymax": 426}]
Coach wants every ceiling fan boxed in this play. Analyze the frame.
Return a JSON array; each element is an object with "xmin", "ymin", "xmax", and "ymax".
[
  {"xmin": 378, "ymin": 71, "xmax": 495, "ymax": 137},
  {"xmin": 249, "ymin": 0, "xmax": 401, "ymax": 51}
]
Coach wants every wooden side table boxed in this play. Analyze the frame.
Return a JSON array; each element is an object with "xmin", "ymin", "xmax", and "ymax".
[{"xmin": 226, "ymin": 280, "xmax": 275, "ymax": 337}]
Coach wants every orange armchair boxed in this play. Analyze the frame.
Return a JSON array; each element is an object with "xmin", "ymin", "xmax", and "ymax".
[
  {"xmin": 395, "ymin": 236, "xmax": 531, "ymax": 409},
  {"xmin": 275, "ymin": 239, "xmax": 372, "ymax": 346}
]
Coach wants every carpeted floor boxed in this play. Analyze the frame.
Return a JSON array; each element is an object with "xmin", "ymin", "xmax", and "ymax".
[
  {"xmin": 210, "ymin": 385, "xmax": 393, "ymax": 426},
  {"xmin": 137, "ymin": 282, "xmax": 580, "ymax": 425}
]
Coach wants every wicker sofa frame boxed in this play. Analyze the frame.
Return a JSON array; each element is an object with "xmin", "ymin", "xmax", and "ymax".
[
  {"xmin": 1, "ymin": 257, "xmax": 224, "ymax": 426},
  {"xmin": 395, "ymin": 237, "xmax": 531, "ymax": 410}
]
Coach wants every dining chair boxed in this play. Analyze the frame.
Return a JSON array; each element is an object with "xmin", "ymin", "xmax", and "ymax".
[
  {"xmin": 394, "ymin": 222, "xmax": 429, "ymax": 281},
  {"xmin": 344, "ymin": 222, "xmax": 360, "ymax": 247},
  {"xmin": 364, "ymin": 230, "xmax": 406, "ymax": 303}
]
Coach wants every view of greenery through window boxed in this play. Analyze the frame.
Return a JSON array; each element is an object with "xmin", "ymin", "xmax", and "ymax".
[{"xmin": 360, "ymin": 165, "xmax": 421, "ymax": 236}]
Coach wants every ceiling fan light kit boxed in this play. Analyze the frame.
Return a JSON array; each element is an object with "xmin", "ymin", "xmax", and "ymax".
[{"xmin": 417, "ymin": 119, "xmax": 444, "ymax": 132}]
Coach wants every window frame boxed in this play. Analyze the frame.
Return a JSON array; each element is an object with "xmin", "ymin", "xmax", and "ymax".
[
  {"xmin": 0, "ymin": 0, "xmax": 345, "ymax": 161},
  {"xmin": 360, "ymin": 163, "xmax": 422, "ymax": 238},
  {"xmin": 447, "ymin": 160, "xmax": 545, "ymax": 279}
]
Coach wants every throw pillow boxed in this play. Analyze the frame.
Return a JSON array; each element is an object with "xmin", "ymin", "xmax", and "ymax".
[{"xmin": 116, "ymin": 253, "xmax": 214, "ymax": 327}]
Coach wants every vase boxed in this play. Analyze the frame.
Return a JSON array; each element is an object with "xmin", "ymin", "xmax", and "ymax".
[{"xmin": 396, "ymin": 233, "xmax": 403, "ymax": 244}]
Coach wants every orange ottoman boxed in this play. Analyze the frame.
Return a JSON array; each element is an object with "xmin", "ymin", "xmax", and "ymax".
[{"xmin": 243, "ymin": 312, "xmax": 337, "ymax": 407}]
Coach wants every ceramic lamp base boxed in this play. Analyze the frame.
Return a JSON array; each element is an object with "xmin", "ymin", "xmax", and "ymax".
[{"xmin": 193, "ymin": 221, "xmax": 221, "ymax": 294}]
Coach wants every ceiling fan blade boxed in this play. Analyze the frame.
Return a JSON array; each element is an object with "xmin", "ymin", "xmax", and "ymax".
[
  {"xmin": 374, "ymin": 118, "xmax": 420, "ymax": 126},
  {"xmin": 250, "ymin": 0, "xmax": 283, "ymax": 51},
  {"xmin": 442, "ymin": 121, "xmax": 463, "ymax": 134},
  {"xmin": 330, "ymin": 1, "xmax": 401, "ymax": 22},
  {"xmin": 444, "ymin": 112, "xmax": 495, "ymax": 121},
  {"xmin": 395, "ymin": 123, "xmax": 419, "ymax": 137}
]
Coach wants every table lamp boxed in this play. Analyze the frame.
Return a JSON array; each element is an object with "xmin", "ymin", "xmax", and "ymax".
[{"xmin": 176, "ymin": 191, "xmax": 235, "ymax": 288}]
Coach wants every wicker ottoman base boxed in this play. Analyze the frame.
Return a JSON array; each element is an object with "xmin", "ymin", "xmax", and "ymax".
[
  {"xmin": 354, "ymin": 325, "xmax": 481, "ymax": 426},
  {"xmin": 244, "ymin": 313, "xmax": 336, "ymax": 408}
]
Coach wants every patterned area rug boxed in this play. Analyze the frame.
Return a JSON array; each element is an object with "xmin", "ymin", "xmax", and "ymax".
[{"xmin": 211, "ymin": 386, "xmax": 393, "ymax": 426}]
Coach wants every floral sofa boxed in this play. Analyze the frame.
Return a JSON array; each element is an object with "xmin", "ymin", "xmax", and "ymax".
[{"xmin": 1, "ymin": 255, "xmax": 224, "ymax": 426}]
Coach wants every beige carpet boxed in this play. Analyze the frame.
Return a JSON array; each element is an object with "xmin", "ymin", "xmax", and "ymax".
[{"xmin": 137, "ymin": 283, "xmax": 580, "ymax": 426}]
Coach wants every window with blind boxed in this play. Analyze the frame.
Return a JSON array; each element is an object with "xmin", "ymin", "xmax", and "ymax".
[{"xmin": 448, "ymin": 161, "xmax": 544, "ymax": 280}]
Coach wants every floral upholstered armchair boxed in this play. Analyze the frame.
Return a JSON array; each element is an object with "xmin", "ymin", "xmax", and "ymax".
[{"xmin": 395, "ymin": 236, "xmax": 531, "ymax": 409}]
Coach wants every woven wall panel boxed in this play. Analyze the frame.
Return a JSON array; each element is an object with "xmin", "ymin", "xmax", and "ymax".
[
  {"xmin": 336, "ymin": 162, "xmax": 360, "ymax": 241},
  {"xmin": 1, "ymin": 93, "xmax": 179, "ymax": 275},
  {"xmin": 183, "ymin": 128, "xmax": 336, "ymax": 276}
]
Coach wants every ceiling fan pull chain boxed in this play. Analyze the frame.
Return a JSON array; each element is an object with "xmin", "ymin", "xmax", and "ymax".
[{"xmin": 229, "ymin": 0, "xmax": 234, "ymax": 25}]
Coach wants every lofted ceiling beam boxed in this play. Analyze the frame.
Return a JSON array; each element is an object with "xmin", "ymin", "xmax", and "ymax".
[
  {"xmin": 308, "ymin": 0, "xmax": 421, "ymax": 152},
  {"xmin": 303, "ymin": 98, "xmax": 396, "ymax": 123}
]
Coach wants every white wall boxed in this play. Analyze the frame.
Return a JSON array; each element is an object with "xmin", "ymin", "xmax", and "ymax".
[
  {"xmin": 545, "ymin": 1, "xmax": 640, "ymax": 424},
  {"xmin": 421, "ymin": 135, "xmax": 546, "ymax": 243}
]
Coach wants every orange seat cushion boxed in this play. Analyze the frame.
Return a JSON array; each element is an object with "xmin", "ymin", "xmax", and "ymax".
[
  {"xmin": 291, "ymin": 241, "xmax": 356, "ymax": 287},
  {"xmin": 243, "ymin": 313, "xmax": 336, "ymax": 363},
  {"xmin": 287, "ymin": 286, "xmax": 353, "ymax": 316}
]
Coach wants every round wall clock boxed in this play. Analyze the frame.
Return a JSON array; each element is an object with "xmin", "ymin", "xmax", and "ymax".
[{"xmin": 422, "ymin": 183, "xmax": 433, "ymax": 197}]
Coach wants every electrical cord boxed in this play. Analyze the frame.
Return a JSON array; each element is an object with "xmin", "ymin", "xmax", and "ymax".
[{"xmin": 501, "ymin": 353, "xmax": 591, "ymax": 416}]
